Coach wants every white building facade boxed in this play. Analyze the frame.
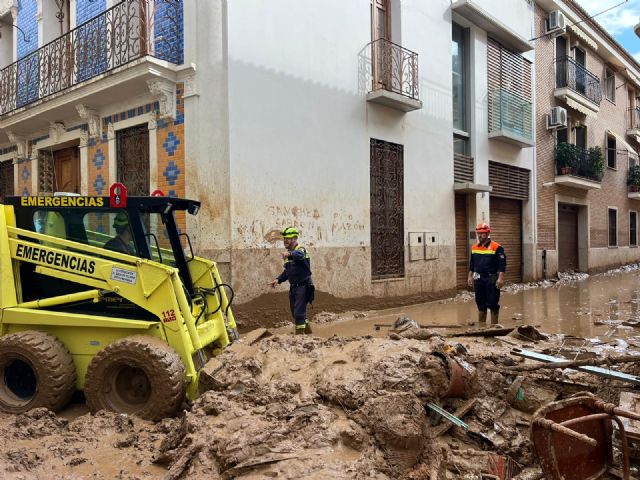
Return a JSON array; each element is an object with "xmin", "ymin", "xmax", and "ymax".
[{"xmin": 0, "ymin": 0, "xmax": 537, "ymax": 303}]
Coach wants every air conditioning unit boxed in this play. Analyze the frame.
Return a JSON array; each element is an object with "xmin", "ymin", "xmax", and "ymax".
[
  {"xmin": 546, "ymin": 106, "xmax": 567, "ymax": 129},
  {"xmin": 546, "ymin": 10, "xmax": 566, "ymax": 35}
]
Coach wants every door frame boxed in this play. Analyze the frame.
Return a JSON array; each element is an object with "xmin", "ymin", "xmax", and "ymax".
[{"xmin": 32, "ymin": 128, "xmax": 88, "ymax": 195}]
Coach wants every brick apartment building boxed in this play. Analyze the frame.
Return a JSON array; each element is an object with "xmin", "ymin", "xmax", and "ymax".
[{"xmin": 534, "ymin": 0, "xmax": 640, "ymax": 277}]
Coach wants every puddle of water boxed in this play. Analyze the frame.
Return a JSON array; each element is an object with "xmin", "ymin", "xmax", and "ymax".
[{"xmin": 302, "ymin": 270, "xmax": 640, "ymax": 340}]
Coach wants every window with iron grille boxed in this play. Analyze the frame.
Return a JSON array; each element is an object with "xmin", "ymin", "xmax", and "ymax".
[
  {"xmin": 609, "ymin": 208, "xmax": 618, "ymax": 247},
  {"xmin": 630, "ymin": 211, "xmax": 637, "ymax": 247},
  {"xmin": 370, "ymin": 138, "xmax": 404, "ymax": 279},
  {"xmin": 0, "ymin": 160, "xmax": 13, "ymax": 202}
]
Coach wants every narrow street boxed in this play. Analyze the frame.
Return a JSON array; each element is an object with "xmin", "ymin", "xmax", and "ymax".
[{"xmin": 307, "ymin": 265, "xmax": 640, "ymax": 341}]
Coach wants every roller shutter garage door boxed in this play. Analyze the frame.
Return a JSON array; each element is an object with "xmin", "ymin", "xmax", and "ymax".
[
  {"xmin": 489, "ymin": 197, "xmax": 522, "ymax": 284},
  {"xmin": 455, "ymin": 195, "xmax": 469, "ymax": 288}
]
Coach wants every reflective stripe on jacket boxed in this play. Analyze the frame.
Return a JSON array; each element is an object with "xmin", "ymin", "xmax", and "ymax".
[
  {"xmin": 277, "ymin": 245, "xmax": 312, "ymax": 285},
  {"xmin": 469, "ymin": 239, "xmax": 506, "ymax": 274}
]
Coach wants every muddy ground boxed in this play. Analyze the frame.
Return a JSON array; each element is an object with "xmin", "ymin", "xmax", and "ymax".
[
  {"xmin": 1, "ymin": 321, "xmax": 638, "ymax": 479},
  {"xmin": 233, "ymin": 288, "xmax": 460, "ymax": 332},
  {"xmin": 3, "ymin": 267, "xmax": 640, "ymax": 479}
]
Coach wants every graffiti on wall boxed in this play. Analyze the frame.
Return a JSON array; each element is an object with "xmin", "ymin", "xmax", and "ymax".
[{"xmin": 237, "ymin": 205, "xmax": 366, "ymax": 247}]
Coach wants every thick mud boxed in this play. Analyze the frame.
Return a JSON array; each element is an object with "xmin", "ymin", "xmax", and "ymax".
[
  {"xmin": 0, "ymin": 325, "xmax": 637, "ymax": 479},
  {"xmin": 2, "ymin": 266, "xmax": 640, "ymax": 478}
]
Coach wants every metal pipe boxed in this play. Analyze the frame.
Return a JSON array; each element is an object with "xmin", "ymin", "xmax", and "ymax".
[
  {"xmin": 533, "ymin": 418, "xmax": 598, "ymax": 447},
  {"xmin": 16, "ymin": 289, "xmax": 101, "ymax": 309}
]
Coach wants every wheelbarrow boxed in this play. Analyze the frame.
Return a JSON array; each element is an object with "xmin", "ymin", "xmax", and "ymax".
[{"xmin": 531, "ymin": 396, "xmax": 640, "ymax": 480}]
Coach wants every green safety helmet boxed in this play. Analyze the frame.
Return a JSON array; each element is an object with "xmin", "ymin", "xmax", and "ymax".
[
  {"xmin": 113, "ymin": 212, "xmax": 129, "ymax": 231},
  {"xmin": 281, "ymin": 227, "xmax": 299, "ymax": 239}
]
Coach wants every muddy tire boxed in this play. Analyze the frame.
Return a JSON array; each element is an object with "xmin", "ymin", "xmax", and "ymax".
[
  {"xmin": 84, "ymin": 335, "xmax": 186, "ymax": 421},
  {"xmin": 0, "ymin": 331, "xmax": 77, "ymax": 413}
]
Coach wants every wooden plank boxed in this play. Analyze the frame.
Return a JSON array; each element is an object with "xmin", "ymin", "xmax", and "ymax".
[{"xmin": 431, "ymin": 398, "xmax": 477, "ymax": 438}]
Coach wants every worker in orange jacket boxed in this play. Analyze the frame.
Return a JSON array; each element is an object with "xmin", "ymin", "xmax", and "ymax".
[{"xmin": 467, "ymin": 223, "xmax": 506, "ymax": 325}]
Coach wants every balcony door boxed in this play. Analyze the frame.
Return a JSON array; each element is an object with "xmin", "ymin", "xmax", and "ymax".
[
  {"xmin": 573, "ymin": 47, "xmax": 586, "ymax": 95},
  {"xmin": 575, "ymin": 125, "xmax": 586, "ymax": 150},
  {"xmin": 371, "ymin": 0, "xmax": 391, "ymax": 91}
]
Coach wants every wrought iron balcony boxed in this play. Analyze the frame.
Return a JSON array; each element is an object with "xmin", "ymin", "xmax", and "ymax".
[
  {"xmin": 554, "ymin": 56, "xmax": 602, "ymax": 111},
  {"xmin": 554, "ymin": 143, "xmax": 603, "ymax": 190},
  {"xmin": 0, "ymin": 0, "xmax": 182, "ymax": 116},
  {"xmin": 366, "ymin": 38, "xmax": 421, "ymax": 112},
  {"xmin": 488, "ymin": 89, "xmax": 533, "ymax": 147}
]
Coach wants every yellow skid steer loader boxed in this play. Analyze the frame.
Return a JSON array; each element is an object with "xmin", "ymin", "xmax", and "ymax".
[{"xmin": 0, "ymin": 189, "xmax": 238, "ymax": 420}]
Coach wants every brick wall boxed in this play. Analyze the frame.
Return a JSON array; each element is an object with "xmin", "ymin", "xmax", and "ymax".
[
  {"xmin": 535, "ymin": 4, "xmax": 640, "ymax": 262},
  {"xmin": 76, "ymin": 0, "xmax": 106, "ymax": 25}
]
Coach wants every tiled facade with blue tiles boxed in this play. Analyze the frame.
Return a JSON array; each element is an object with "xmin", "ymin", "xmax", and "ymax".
[
  {"xmin": 5, "ymin": 1, "xmax": 185, "ymax": 208},
  {"xmin": 76, "ymin": 0, "xmax": 106, "ymax": 25},
  {"xmin": 154, "ymin": 0, "xmax": 184, "ymax": 64},
  {"xmin": 16, "ymin": 0, "xmax": 39, "ymax": 107}
]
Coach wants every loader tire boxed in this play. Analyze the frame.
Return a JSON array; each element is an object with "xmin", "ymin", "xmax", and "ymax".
[
  {"xmin": 0, "ymin": 331, "xmax": 77, "ymax": 414},
  {"xmin": 84, "ymin": 335, "xmax": 186, "ymax": 421}
]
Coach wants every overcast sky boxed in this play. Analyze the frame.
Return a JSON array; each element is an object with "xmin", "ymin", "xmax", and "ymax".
[{"xmin": 578, "ymin": 0, "xmax": 640, "ymax": 61}]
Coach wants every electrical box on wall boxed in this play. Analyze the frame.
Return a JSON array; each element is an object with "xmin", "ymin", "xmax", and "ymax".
[
  {"xmin": 409, "ymin": 232, "xmax": 425, "ymax": 261},
  {"xmin": 425, "ymin": 232, "xmax": 439, "ymax": 260},
  {"xmin": 408, "ymin": 232, "xmax": 439, "ymax": 261}
]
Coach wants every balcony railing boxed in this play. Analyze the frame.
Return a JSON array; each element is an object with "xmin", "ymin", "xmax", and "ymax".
[
  {"xmin": 555, "ymin": 143, "xmax": 604, "ymax": 183},
  {"xmin": 555, "ymin": 56, "xmax": 602, "ymax": 106},
  {"xmin": 0, "ymin": 0, "xmax": 183, "ymax": 116},
  {"xmin": 370, "ymin": 38, "xmax": 419, "ymax": 101},
  {"xmin": 488, "ymin": 89, "xmax": 533, "ymax": 145},
  {"xmin": 628, "ymin": 107, "xmax": 640, "ymax": 131}
]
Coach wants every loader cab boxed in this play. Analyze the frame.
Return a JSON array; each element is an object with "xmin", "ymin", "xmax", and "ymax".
[{"xmin": 6, "ymin": 194, "xmax": 201, "ymax": 312}]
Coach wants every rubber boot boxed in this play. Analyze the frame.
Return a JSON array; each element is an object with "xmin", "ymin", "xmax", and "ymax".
[
  {"xmin": 490, "ymin": 310, "xmax": 499, "ymax": 325},
  {"xmin": 295, "ymin": 327, "xmax": 306, "ymax": 335},
  {"xmin": 478, "ymin": 311, "xmax": 487, "ymax": 325},
  {"xmin": 304, "ymin": 322, "xmax": 313, "ymax": 335}
]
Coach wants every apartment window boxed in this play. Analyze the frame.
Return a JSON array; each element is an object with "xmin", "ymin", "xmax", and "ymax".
[
  {"xmin": 605, "ymin": 67, "xmax": 615, "ymax": 103},
  {"xmin": 607, "ymin": 135, "xmax": 616, "ymax": 169},
  {"xmin": 609, "ymin": 208, "xmax": 618, "ymax": 247},
  {"xmin": 452, "ymin": 23, "xmax": 468, "ymax": 134},
  {"xmin": 630, "ymin": 211, "xmax": 638, "ymax": 247}
]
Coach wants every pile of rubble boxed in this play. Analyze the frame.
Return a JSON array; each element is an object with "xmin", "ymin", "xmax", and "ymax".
[{"xmin": 1, "ymin": 321, "xmax": 639, "ymax": 479}]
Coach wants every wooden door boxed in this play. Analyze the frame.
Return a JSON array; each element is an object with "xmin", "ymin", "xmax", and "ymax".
[
  {"xmin": 455, "ymin": 195, "xmax": 469, "ymax": 288},
  {"xmin": 54, "ymin": 147, "xmax": 80, "ymax": 193},
  {"xmin": 489, "ymin": 197, "xmax": 522, "ymax": 284},
  {"xmin": 116, "ymin": 125, "xmax": 150, "ymax": 196},
  {"xmin": 558, "ymin": 205, "xmax": 579, "ymax": 272}
]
